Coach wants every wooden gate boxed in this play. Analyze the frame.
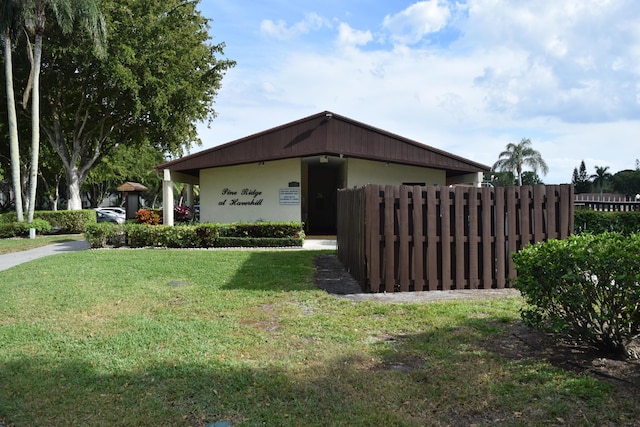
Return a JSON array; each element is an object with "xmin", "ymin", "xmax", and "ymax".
[{"xmin": 337, "ymin": 184, "xmax": 574, "ymax": 293}]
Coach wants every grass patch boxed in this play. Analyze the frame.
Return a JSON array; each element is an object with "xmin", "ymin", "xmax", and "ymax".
[
  {"xmin": 0, "ymin": 250, "xmax": 638, "ymax": 426},
  {"xmin": 0, "ymin": 234, "xmax": 85, "ymax": 255}
]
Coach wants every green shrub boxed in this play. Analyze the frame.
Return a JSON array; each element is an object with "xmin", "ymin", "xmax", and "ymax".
[
  {"xmin": 214, "ymin": 237, "xmax": 303, "ymax": 248},
  {"xmin": 0, "ymin": 219, "xmax": 52, "ymax": 238},
  {"xmin": 1, "ymin": 210, "xmax": 96, "ymax": 233},
  {"xmin": 40, "ymin": 210, "xmax": 97, "ymax": 233},
  {"xmin": 574, "ymin": 210, "xmax": 640, "ymax": 235},
  {"xmin": 122, "ymin": 222, "xmax": 301, "ymax": 248},
  {"xmin": 125, "ymin": 223, "xmax": 159, "ymax": 247},
  {"xmin": 219, "ymin": 222, "xmax": 304, "ymax": 238},
  {"xmin": 161, "ymin": 226, "xmax": 199, "ymax": 248},
  {"xmin": 85, "ymin": 223, "xmax": 125, "ymax": 248},
  {"xmin": 512, "ymin": 232, "xmax": 640, "ymax": 358},
  {"xmin": 194, "ymin": 223, "xmax": 220, "ymax": 247}
]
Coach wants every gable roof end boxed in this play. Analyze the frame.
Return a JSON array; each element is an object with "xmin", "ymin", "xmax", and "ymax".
[{"xmin": 157, "ymin": 111, "xmax": 490, "ymax": 177}]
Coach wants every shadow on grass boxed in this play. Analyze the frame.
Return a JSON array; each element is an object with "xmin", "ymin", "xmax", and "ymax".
[
  {"xmin": 1, "ymin": 318, "xmax": 633, "ymax": 427},
  {"xmin": 220, "ymin": 251, "xmax": 325, "ymax": 292},
  {"xmin": 0, "ymin": 352, "xmax": 436, "ymax": 427}
]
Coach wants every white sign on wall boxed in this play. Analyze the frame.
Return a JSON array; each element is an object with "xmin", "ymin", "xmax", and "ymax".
[{"xmin": 279, "ymin": 188, "xmax": 300, "ymax": 205}]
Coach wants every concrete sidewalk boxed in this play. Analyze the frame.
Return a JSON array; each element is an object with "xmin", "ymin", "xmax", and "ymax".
[
  {"xmin": 0, "ymin": 240, "xmax": 91, "ymax": 272},
  {"xmin": 302, "ymin": 237, "xmax": 337, "ymax": 250}
]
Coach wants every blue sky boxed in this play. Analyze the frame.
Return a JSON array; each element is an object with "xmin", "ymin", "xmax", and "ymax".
[{"xmin": 195, "ymin": 0, "xmax": 640, "ymax": 184}]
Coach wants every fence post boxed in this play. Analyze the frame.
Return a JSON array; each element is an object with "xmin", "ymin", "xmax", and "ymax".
[
  {"xmin": 426, "ymin": 186, "xmax": 439, "ymax": 290},
  {"xmin": 412, "ymin": 185, "xmax": 425, "ymax": 291},
  {"xmin": 468, "ymin": 187, "xmax": 480, "ymax": 289}
]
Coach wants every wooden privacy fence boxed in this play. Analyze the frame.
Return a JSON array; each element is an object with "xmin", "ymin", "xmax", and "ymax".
[{"xmin": 337, "ymin": 184, "xmax": 574, "ymax": 293}]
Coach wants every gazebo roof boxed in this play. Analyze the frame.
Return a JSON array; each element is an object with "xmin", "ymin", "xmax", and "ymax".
[{"xmin": 117, "ymin": 182, "xmax": 148, "ymax": 192}]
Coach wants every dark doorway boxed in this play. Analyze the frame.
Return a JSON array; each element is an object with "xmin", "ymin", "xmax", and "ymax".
[{"xmin": 307, "ymin": 164, "xmax": 338, "ymax": 235}]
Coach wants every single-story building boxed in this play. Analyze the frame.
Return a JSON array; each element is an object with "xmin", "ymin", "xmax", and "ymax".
[{"xmin": 157, "ymin": 111, "xmax": 490, "ymax": 234}]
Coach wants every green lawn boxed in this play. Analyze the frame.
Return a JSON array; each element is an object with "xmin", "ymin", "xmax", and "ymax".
[{"xmin": 0, "ymin": 249, "xmax": 638, "ymax": 426}]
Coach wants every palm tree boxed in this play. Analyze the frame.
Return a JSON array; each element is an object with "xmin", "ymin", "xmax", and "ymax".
[
  {"xmin": 1, "ymin": 0, "xmax": 25, "ymax": 221},
  {"xmin": 22, "ymin": 0, "xmax": 106, "ymax": 221},
  {"xmin": 590, "ymin": 166, "xmax": 612, "ymax": 200},
  {"xmin": 492, "ymin": 138, "xmax": 549, "ymax": 186}
]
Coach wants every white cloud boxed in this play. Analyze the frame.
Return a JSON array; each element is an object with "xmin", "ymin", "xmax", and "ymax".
[
  {"xmin": 336, "ymin": 23, "xmax": 372, "ymax": 48},
  {"xmin": 461, "ymin": 0, "xmax": 640, "ymax": 123},
  {"xmin": 260, "ymin": 12, "xmax": 328, "ymax": 40},
  {"xmin": 382, "ymin": 0, "xmax": 451, "ymax": 45},
  {"xmin": 197, "ymin": 0, "xmax": 640, "ymax": 186}
]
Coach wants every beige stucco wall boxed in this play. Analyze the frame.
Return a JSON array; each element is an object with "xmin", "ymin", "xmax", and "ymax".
[
  {"xmin": 199, "ymin": 158, "xmax": 302, "ymax": 224},
  {"xmin": 345, "ymin": 158, "xmax": 446, "ymax": 187},
  {"xmin": 446, "ymin": 172, "xmax": 484, "ymax": 186}
]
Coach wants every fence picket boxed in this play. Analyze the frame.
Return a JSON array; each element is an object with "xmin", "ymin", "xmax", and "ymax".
[
  {"xmin": 426, "ymin": 186, "xmax": 438, "ymax": 291},
  {"xmin": 495, "ymin": 188, "xmax": 506, "ymax": 288},
  {"xmin": 546, "ymin": 186, "xmax": 557, "ymax": 239},
  {"xmin": 481, "ymin": 187, "xmax": 493, "ymax": 288},
  {"xmin": 440, "ymin": 188, "xmax": 452, "ymax": 290},
  {"xmin": 399, "ymin": 186, "xmax": 410, "ymax": 291},
  {"xmin": 412, "ymin": 186, "xmax": 425, "ymax": 291},
  {"xmin": 365, "ymin": 185, "xmax": 381, "ymax": 292},
  {"xmin": 454, "ymin": 186, "xmax": 466, "ymax": 289},
  {"xmin": 506, "ymin": 186, "xmax": 518, "ymax": 280},
  {"xmin": 384, "ymin": 185, "xmax": 396, "ymax": 292},
  {"xmin": 468, "ymin": 187, "xmax": 480, "ymax": 289}
]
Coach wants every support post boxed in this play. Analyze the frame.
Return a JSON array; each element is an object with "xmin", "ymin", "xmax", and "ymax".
[
  {"xmin": 163, "ymin": 169, "xmax": 174, "ymax": 226},
  {"xmin": 186, "ymin": 184, "xmax": 194, "ymax": 210}
]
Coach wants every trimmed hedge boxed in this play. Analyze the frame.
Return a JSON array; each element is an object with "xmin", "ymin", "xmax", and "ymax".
[
  {"xmin": 214, "ymin": 237, "xmax": 304, "ymax": 247},
  {"xmin": 219, "ymin": 222, "xmax": 305, "ymax": 239},
  {"xmin": 0, "ymin": 219, "xmax": 52, "ymax": 238},
  {"xmin": 84, "ymin": 223, "xmax": 126, "ymax": 248},
  {"xmin": 574, "ymin": 209, "xmax": 640, "ymax": 235},
  {"xmin": 0, "ymin": 210, "xmax": 96, "ymax": 233},
  {"xmin": 85, "ymin": 222, "xmax": 304, "ymax": 249},
  {"xmin": 513, "ymin": 232, "xmax": 640, "ymax": 358}
]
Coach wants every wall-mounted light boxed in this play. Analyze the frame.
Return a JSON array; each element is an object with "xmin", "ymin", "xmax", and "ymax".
[
  {"xmin": 385, "ymin": 162, "xmax": 390, "ymax": 167},
  {"xmin": 320, "ymin": 155, "xmax": 329, "ymax": 163},
  {"xmin": 258, "ymin": 161, "xmax": 265, "ymax": 166}
]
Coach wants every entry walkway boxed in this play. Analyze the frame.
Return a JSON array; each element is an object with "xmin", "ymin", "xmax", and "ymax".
[
  {"xmin": 0, "ymin": 240, "xmax": 91, "ymax": 272},
  {"xmin": 302, "ymin": 237, "xmax": 337, "ymax": 250}
]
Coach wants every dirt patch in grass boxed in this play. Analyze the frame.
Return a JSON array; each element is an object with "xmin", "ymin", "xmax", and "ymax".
[
  {"xmin": 480, "ymin": 322, "xmax": 640, "ymax": 398},
  {"xmin": 313, "ymin": 254, "xmax": 363, "ymax": 295},
  {"xmin": 313, "ymin": 253, "xmax": 640, "ymax": 400}
]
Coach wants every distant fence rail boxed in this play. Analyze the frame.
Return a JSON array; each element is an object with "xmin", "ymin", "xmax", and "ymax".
[
  {"xmin": 337, "ymin": 184, "xmax": 574, "ymax": 293},
  {"xmin": 573, "ymin": 198, "xmax": 640, "ymax": 212}
]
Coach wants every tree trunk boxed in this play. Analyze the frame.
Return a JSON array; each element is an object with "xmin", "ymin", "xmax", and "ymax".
[
  {"xmin": 66, "ymin": 167, "xmax": 83, "ymax": 210},
  {"xmin": 517, "ymin": 165, "xmax": 523, "ymax": 186},
  {"xmin": 4, "ymin": 35, "xmax": 24, "ymax": 222},
  {"xmin": 39, "ymin": 171, "xmax": 61, "ymax": 211},
  {"xmin": 50, "ymin": 188, "xmax": 59, "ymax": 211},
  {"xmin": 27, "ymin": 33, "xmax": 43, "ymax": 223}
]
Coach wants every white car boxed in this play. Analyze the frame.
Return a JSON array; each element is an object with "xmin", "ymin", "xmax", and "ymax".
[
  {"xmin": 96, "ymin": 207, "xmax": 126, "ymax": 218},
  {"xmin": 96, "ymin": 210, "xmax": 125, "ymax": 224}
]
